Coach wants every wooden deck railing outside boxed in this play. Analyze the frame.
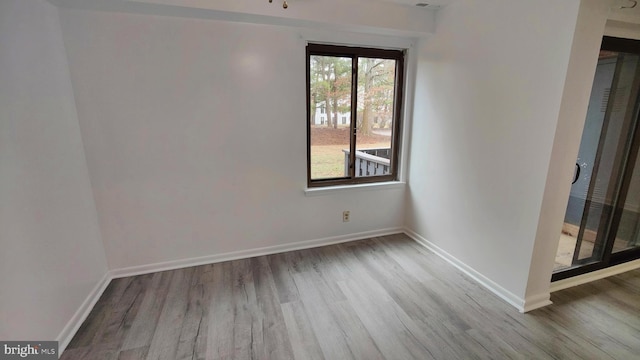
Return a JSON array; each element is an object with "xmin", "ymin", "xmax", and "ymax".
[{"xmin": 342, "ymin": 148, "xmax": 391, "ymax": 177}]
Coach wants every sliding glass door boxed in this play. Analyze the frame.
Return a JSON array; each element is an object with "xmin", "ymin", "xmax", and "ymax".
[{"xmin": 553, "ymin": 37, "xmax": 640, "ymax": 281}]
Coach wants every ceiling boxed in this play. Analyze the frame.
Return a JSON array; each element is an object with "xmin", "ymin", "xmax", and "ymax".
[
  {"xmin": 377, "ymin": 0, "xmax": 453, "ymax": 8},
  {"xmin": 382, "ymin": 0, "xmax": 640, "ymax": 23},
  {"xmin": 610, "ymin": 0, "xmax": 640, "ymax": 24}
]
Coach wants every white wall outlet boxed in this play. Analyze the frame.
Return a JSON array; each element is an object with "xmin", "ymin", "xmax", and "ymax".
[{"xmin": 343, "ymin": 210, "xmax": 350, "ymax": 222}]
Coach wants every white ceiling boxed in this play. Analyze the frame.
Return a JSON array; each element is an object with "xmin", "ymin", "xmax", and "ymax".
[
  {"xmin": 379, "ymin": 0, "xmax": 640, "ymax": 24},
  {"xmin": 610, "ymin": 0, "xmax": 640, "ymax": 24},
  {"xmin": 377, "ymin": 0, "xmax": 453, "ymax": 7}
]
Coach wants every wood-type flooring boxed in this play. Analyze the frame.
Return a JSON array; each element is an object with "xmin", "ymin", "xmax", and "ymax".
[{"xmin": 61, "ymin": 233, "xmax": 640, "ymax": 359}]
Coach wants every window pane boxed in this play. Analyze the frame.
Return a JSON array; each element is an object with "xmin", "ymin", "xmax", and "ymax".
[
  {"xmin": 555, "ymin": 53, "xmax": 617, "ymax": 270},
  {"xmin": 354, "ymin": 57, "xmax": 396, "ymax": 177},
  {"xmin": 613, "ymin": 143, "xmax": 640, "ymax": 254},
  {"xmin": 574, "ymin": 53, "xmax": 640, "ymax": 262},
  {"xmin": 307, "ymin": 44, "xmax": 404, "ymax": 187},
  {"xmin": 309, "ymin": 55, "xmax": 352, "ymax": 180}
]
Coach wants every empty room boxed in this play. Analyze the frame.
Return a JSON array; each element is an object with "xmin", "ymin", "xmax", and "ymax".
[{"xmin": 1, "ymin": 0, "xmax": 639, "ymax": 359}]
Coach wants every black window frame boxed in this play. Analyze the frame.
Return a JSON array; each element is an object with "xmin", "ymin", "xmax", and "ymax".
[
  {"xmin": 552, "ymin": 36, "xmax": 640, "ymax": 281},
  {"xmin": 306, "ymin": 43, "xmax": 405, "ymax": 188}
]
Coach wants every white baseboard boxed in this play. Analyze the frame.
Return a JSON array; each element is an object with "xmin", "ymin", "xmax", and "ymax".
[
  {"xmin": 56, "ymin": 271, "xmax": 112, "ymax": 354},
  {"xmin": 110, "ymin": 227, "xmax": 404, "ymax": 279},
  {"xmin": 56, "ymin": 227, "xmax": 640, "ymax": 356},
  {"xmin": 550, "ymin": 258, "xmax": 640, "ymax": 292},
  {"xmin": 403, "ymin": 228, "xmax": 534, "ymax": 313},
  {"xmin": 57, "ymin": 227, "xmax": 403, "ymax": 356},
  {"xmin": 522, "ymin": 293, "xmax": 552, "ymax": 313}
]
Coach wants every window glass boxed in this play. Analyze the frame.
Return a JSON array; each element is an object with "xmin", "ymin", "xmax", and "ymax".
[{"xmin": 307, "ymin": 44, "xmax": 404, "ymax": 187}]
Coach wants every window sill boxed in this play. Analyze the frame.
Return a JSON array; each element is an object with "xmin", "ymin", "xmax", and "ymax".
[{"xmin": 304, "ymin": 181, "xmax": 406, "ymax": 197}]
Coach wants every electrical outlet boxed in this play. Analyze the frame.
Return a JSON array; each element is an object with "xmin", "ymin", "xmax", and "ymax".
[{"xmin": 343, "ymin": 210, "xmax": 350, "ymax": 222}]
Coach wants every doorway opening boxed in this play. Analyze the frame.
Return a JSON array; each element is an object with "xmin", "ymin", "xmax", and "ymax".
[{"xmin": 553, "ymin": 37, "xmax": 640, "ymax": 281}]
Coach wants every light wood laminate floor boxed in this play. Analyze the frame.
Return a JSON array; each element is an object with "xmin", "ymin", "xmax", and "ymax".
[{"xmin": 61, "ymin": 233, "xmax": 640, "ymax": 359}]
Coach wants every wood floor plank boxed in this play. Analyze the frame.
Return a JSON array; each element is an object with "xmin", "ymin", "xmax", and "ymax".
[
  {"xmin": 145, "ymin": 268, "xmax": 194, "ymax": 360},
  {"xmin": 268, "ymin": 253, "xmax": 300, "ymax": 304},
  {"xmin": 290, "ymin": 271, "xmax": 360, "ymax": 360},
  {"xmin": 65, "ymin": 281, "xmax": 118, "ymax": 349},
  {"xmin": 372, "ymin": 236, "xmax": 435, "ymax": 284},
  {"xmin": 337, "ymin": 277, "xmax": 456, "ymax": 360},
  {"xmin": 292, "ymin": 248, "xmax": 347, "ymax": 303},
  {"xmin": 60, "ymin": 234, "xmax": 640, "ymax": 360},
  {"xmin": 228, "ymin": 259, "xmax": 261, "ymax": 359},
  {"xmin": 326, "ymin": 300, "xmax": 386, "ymax": 360},
  {"xmin": 174, "ymin": 264, "xmax": 213, "ymax": 360},
  {"xmin": 280, "ymin": 301, "xmax": 325, "ymax": 360},
  {"xmin": 117, "ymin": 346, "xmax": 149, "ymax": 360},
  {"xmin": 205, "ymin": 262, "xmax": 235, "ymax": 359},
  {"xmin": 96, "ymin": 275, "xmax": 152, "ymax": 348},
  {"xmin": 349, "ymin": 240, "xmax": 465, "ymax": 328},
  {"xmin": 120, "ymin": 271, "xmax": 173, "ymax": 351},
  {"xmin": 61, "ymin": 344, "xmax": 119, "ymax": 360},
  {"xmin": 376, "ymin": 237, "xmax": 563, "ymax": 359},
  {"xmin": 346, "ymin": 241, "xmax": 487, "ymax": 358},
  {"xmin": 293, "ymin": 249, "xmax": 386, "ymax": 360},
  {"xmin": 250, "ymin": 256, "xmax": 295, "ymax": 360}
]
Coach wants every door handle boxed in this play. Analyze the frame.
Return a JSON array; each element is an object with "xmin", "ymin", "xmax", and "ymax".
[{"xmin": 572, "ymin": 163, "xmax": 580, "ymax": 184}]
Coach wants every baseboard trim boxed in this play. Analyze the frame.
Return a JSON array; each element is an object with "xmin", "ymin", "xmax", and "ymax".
[
  {"xmin": 58, "ymin": 228, "xmax": 403, "ymax": 356},
  {"xmin": 56, "ymin": 271, "xmax": 112, "ymax": 354},
  {"xmin": 550, "ymin": 258, "xmax": 640, "ymax": 292},
  {"xmin": 522, "ymin": 293, "xmax": 553, "ymax": 313},
  {"xmin": 110, "ymin": 227, "xmax": 404, "ymax": 279},
  {"xmin": 403, "ymin": 228, "xmax": 530, "ymax": 313}
]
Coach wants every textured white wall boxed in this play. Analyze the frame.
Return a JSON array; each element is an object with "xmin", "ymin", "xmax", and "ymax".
[
  {"xmin": 58, "ymin": 9, "xmax": 406, "ymax": 270},
  {"xmin": 0, "ymin": 0, "xmax": 108, "ymax": 340},
  {"xmin": 405, "ymin": 0, "xmax": 581, "ymax": 304}
]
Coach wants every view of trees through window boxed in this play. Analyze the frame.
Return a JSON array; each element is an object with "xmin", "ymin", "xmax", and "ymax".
[{"xmin": 309, "ymin": 49, "xmax": 399, "ymax": 183}]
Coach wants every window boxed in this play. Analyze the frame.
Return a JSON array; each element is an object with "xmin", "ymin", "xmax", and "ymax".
[{"xmin": 307, "ymin": 44, "xmax": 404, "ymax": 187}]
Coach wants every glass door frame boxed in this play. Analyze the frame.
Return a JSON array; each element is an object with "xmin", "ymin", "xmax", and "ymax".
[{"xmin": 553, "ymin": 36, "xmax": 640, "ymax": 282}]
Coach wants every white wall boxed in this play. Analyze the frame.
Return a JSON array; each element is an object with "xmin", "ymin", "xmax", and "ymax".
[
  {"xmin": 58, "ymin": 9, "xmax": 406, "ymax": 270},
  {"xmin": 0, "ymin": 0, "xmax": 108, "ymax": 340},
  {"xmin": 1, "ymin": 3, "xmax": 617, "ymax": 344},
  {"xmin": 405, "ymin": 0, "xmax": 582, "ymax": 308},
  {"xmin": 527, "ymin": 0, "xmax": 614, "ymax": 303}
]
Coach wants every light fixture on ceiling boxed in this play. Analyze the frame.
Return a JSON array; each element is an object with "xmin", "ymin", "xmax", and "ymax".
[
  {"xmin": 415, "ymin": 3, "xmax": 440, "ymax": 10},
  {"xmin": 269, "ymin": 0, "xmax": 288, "ymax": 9},
  {"xmin": 620, "ymin": 0, "xmax": 638, "ymax": 9}
]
